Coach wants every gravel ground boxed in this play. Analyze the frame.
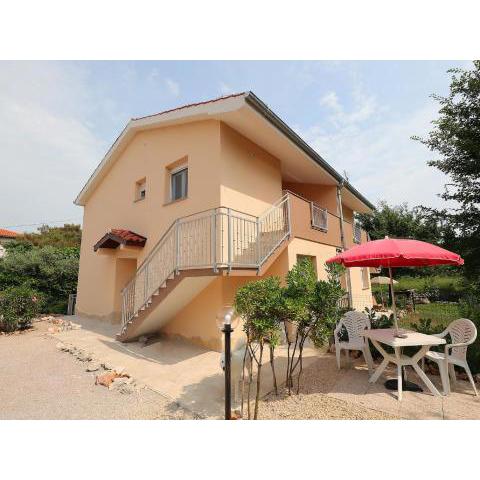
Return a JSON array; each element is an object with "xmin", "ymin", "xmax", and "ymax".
[
  {"xmin": 258, "ymin": 356, "xmax": 397, "ymax": 420},
  {"xmin": 0, "ymin": 321, "xmax": 195, "ymax": 420},
  {"xmin": 1, "ymin": 321, "xmax": 396, "ymax": 420}
]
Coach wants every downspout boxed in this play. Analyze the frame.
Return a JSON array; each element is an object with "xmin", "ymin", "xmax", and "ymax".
[{"xmin": 336, "ymin": 181, "xmax": 353, "ymax": 309}]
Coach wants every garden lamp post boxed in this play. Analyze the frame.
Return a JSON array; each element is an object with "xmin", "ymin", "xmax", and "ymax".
[{"xmin": 216, "ymin": 306, "xmax": 237, "ymax": 420}]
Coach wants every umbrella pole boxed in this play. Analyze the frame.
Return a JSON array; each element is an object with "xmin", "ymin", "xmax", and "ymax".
[
  {"xmin": 389, "ymin": 267, "xmax": 407, "ymax": 339},
  {"xmin": 385, "ymin": 267, "xmax": 421, "ymax": 392},
  {"xmin": 389, "ymin": 267, "xmax": 399, "ymax": 333}
]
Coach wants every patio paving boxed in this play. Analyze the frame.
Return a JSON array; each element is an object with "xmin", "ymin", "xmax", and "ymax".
[{"xmin": 53, "ymin": 315, "xmax": 480, "ymax": 419}]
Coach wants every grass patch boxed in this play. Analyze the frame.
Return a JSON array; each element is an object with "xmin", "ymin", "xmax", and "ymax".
[
  {"xmin": 372, "ymin": 274, "xmax": 465, "ymax": 302},
  {"xmin": 400, "ymin": 302, "xmax": 460, "ymax": 331},
  {"xmin": 394, "ymin": 275, "xmax": 463, "ymax": 292}
]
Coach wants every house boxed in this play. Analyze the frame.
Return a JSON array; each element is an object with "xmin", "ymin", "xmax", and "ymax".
[
  {"xmin": 74, "ymin": 92, "xmax": 374, "ymax": 351},
  {"xmin": 0, "ymin": 228, "xmax": 18, "ymax": 244},
  {"xmin": 0, "ymin": 228, "xmax": 18, "ymax": 258}
]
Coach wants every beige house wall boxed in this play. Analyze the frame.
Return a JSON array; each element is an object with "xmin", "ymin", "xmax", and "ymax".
[
  {"xmin": 349, "ymin": 267, "xmax": 373, "ymax": 311},
  {"xmin": 286, "ymin": 238, "xmax": 338, "ymax": 280},
  {"xmin": 219, "ymin": 123, "xmax": 283, "ymax": 215},
  {"xmin": 283, "ymin": 182, "xmax": 338, "ymax": 215},
  {"xmin": 76, "ymin": 120, "xmax": 222, "ymax": 321}
]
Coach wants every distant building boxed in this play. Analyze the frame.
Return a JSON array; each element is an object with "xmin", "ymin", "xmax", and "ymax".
[
  {"xmin": 0, "ymin": 228, "xmax": 19, "ymax": 258},
  {"xmin": 0, "ymin": 228, "xmax": 18, "ymax": 244}
]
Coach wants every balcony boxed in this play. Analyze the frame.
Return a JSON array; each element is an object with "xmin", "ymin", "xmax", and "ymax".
[{"xmin": 283, "ymin": 189, "xmax": 367, "ymax": 249}]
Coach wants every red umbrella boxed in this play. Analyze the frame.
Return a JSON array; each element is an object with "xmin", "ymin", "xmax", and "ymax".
[{"xmin": 327, "ymin": 236, "xmax": 464, "ymax": 334}]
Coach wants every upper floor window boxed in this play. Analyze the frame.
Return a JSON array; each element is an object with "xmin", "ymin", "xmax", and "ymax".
[
  {"xmin": 171, "ymin": 167, "xmax": 188, "ymax": 201},
  {"xmin": 135, "ymin": 178, "xmax": 146, "ymax": 201}
]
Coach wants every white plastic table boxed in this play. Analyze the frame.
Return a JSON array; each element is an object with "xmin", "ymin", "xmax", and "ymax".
[{"xmin": 361, "ymin": 328, "xmax": 446, "ymax": 401}]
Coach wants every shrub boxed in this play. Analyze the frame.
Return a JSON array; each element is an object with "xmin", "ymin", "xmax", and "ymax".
[
  {"xmin": 0, "ymin": 285, "xmax": 42, "ymax": 332},
  {"xmin": 459, "ymin": 287, "xmax": 480, "ymax": 374},
  {"xmin": 234, "ymin": 276, "xmax": 284, "ymax": 418},
  {"xmin": 309, "ymin": 275, "xmax": 346, "ymax": 348},
  {"xmin": 0, "ymin": 245, "xmax": 79, "ymax": 313}
]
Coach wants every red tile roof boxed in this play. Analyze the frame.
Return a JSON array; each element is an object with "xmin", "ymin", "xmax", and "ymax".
[
  {"xmin": 132, "ymin": 92, "xmax": 246, "ymax": 121},
  {"xmin": 110, "ymin": 229, "xmax": 147, "ymax": 245},
  {"xmin": 0, "ymin": 228, "xmax": 18, "ymax": 238},
  {"xmin": 93, "ymin": 229, "xmax": 146, "ymax": 252}
]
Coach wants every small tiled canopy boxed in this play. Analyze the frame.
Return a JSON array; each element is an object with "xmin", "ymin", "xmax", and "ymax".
[{"xmin": 93, "ymin": 229, "xmax": 147, "ymax": 252}]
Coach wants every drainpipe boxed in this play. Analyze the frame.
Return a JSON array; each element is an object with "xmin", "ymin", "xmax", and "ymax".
[{"xmin": 336, "ymin": 182, "xmax": 353, "ymax": 309}]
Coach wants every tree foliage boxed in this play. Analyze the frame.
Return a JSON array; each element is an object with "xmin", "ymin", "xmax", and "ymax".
[
  {"xmin": 0, "ymin": 245, "xmax": 79, "ymax": 313},
  {"xmin": 21, "ymin": 224, "xmax": 82, "ymax": 248},
  {"xmin": 0, "ymin": 285, "xmax": 43, "ymax": 332},
  {"xmin": 357, "ymin": 201, "xmax": 460, "ymax": 277},
  {"xmin": 309, "ymin": 264, "xmax": 346, "ymax": 348},
  {"xmin": 284, "ymin": 259, "xmax": 345, "ymax": 394},
  {"xmin": 235, "ymin": 276, "xmax": 284, "ymax": 345},
  {"xmin": 357, "ymin": 201, "xmax": 448, "ymax": 244},
  {"xmin": 413, "ymin": 60, "xmax": 480, "ymax": 278},
  {"xmin": 234, "ymin": 276, "xmax": 284, "ymax": 418}
]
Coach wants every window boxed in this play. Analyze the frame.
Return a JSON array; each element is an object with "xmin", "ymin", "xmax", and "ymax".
[
  {"xmin": 135, "ymin": 178, "xmax": 146, "ymax": 201},
  {"xmin": 361, "ymin": 267, "xmax": 370, "ymax": 290},
  {"xmin": 171, "ymin": 167, "xmax": 188, "ymax": 201}
]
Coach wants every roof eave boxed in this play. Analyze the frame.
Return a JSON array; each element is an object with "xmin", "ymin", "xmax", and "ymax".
[{"xmin": 243, "ymin": 91, "xmax": 375, "ymax": 211}]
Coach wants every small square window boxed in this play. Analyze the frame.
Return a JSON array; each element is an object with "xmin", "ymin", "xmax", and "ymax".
[
  {"xmin": 171, "ymin": 167, "xmax": 188, "ymax": 201},
  {"xmin": 135, "ymin": 178, "xmax": 146, "ymax": 201}
]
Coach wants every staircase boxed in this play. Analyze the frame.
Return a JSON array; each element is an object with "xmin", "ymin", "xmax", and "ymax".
[{"xmin": 118, "ymin": 195, "xmax": 291, "ymax": 341}]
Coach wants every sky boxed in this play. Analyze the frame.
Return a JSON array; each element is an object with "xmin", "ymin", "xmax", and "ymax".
[{"xmin": 0, "ymin": 60, "xmax": 471, "ymax": 232}]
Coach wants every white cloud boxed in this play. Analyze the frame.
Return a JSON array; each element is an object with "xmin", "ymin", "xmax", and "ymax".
[
  {"xmin": 0, "ymin": 62, "xmax": 106, "ymax": 231},
  {"xmin": 300, "ymin": 100, "xmax": 450, "ymax": 210},
  {"xmin": 219, "ymin": 81, "xmax": 234, "ymax": 95},
  {"xmin": 319, "ymin": 86, "xmax": 380, "ymax": 127},
  {"xmin": 165, "ymin": 77, "xmax": 180, "ymax": 97},
  {"xmin": 319, "ymin": 91, "xmax": 341, "ymax": 111}
]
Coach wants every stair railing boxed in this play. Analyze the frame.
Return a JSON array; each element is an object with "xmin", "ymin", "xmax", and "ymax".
[{"xmin": 120, "ymin": 195, "xmax": 291, "ymax": 332}]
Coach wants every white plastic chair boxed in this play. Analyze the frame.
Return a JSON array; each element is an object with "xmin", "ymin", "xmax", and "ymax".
[
  {"xmin": 334, "ymin": 311, "xmax": 374, "ymax": 373},
  {"xmin": 422, "ymin": 318, "xmax": 478, "ymax": 396}
]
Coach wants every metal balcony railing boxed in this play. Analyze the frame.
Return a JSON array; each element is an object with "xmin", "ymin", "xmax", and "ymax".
[
  {"xmin": 311, "ymin": 203, "xmax": 328, "ymax": 231},
  {"xmin": 120, "ymin": 195, "xmax": 291, "ymax": 332},
  {"xmin": 353, "ymin": 221, "xmax": 362, "ymax": 244}
]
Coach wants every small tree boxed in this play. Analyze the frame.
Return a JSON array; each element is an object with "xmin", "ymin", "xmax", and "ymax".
[
  {"xmin": 309, "ymin": 264, "xmax": 346, "ymax": 349},
  {"xmin": 284, "ymin": 258, "xmax": 317, "ymax": 394},
  {"xmin": 285, "ymin": 261, "xmax": 346, "ymax": 393},
  {"xmin": 0, "ymin": 285, "xmax": 42, "ymax": 332},
  {"xmin": 234, "ymin": 276, "xmax": 284, "ymax": 419}
]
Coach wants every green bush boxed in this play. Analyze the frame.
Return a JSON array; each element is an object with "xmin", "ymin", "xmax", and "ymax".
[
  {"xmin": 459, "ymin": 288, "xmax": 480, "ymax": 374},
  {"xmin": 309, "ymin": 273, "xmax": 346, "ymax": 348},
  {"xmin": 0, "ymin": 285, "xmax": 42, "ymax": 332},
  {"xmin": 0, "ymin": 245, "xmax": 79, "ymax": 313},
  {"xmin": 234, "ymin": 276, "xmax": 284, "ymax": 345}
]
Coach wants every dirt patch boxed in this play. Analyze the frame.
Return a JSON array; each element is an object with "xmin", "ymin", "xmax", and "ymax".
[{"xmin": 0, "ymin": 320, "xmax": 195, "ymax": 420}]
